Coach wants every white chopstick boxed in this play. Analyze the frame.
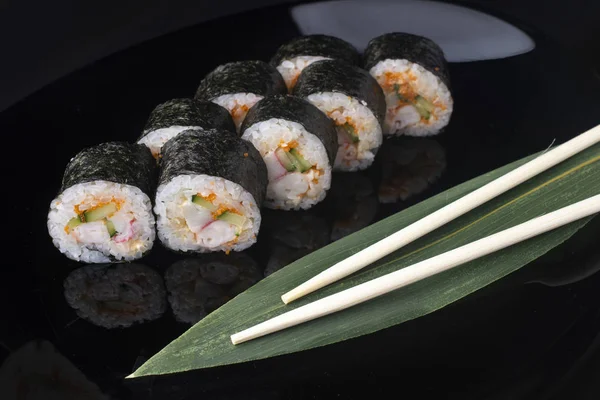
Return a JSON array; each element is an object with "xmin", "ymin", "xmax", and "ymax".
[
  {"xmin": 232, "ymin": 194, "xmax": 600, "ymax": 345},
  {"xmin": 282, "ymin": 124, "xmax": 600, "ymax": 304}
]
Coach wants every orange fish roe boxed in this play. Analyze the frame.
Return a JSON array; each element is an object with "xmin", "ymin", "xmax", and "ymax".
[
  {"xmin": 212, "ymin": 205, "xmax": 242, "ymax": 219},
  {"xmin": 198, "ymin": 193, "xmax": 217, "ymax": 202},
  {"xmin": 279, "ymin": 140, "xmax": 299, "ymax": 151},
  {"xmin": 243, "ymin": 152, "xmax": 248, "ymax": 157}
]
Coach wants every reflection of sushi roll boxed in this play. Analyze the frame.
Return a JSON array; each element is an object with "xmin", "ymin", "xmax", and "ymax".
[
  {"xmin": 329, "ymin": 172, "xmax": 378, "ymax": 241},
  {"xmin": 194, "ymin": 61, "xmax": 287, "ymax": 131},
  {"xmin": 264, "ymin": 245, "xmax": 311, "ymax": 277},
  {"xmin": 165, "ymin": 253, "xmax": 261, "ymax": 324},
  {"xmin": 263, "ymin": 210, "xmax": 330, "ymax": 276},
  {"xmin": 378, "ymin": 138, "xmax": 446, "ymax": 203},
  {"xmin": 137, "ymin": 98, "xmax": 235, "ymax": 159},
  {"xmin": 364, "ymin": 33, "xmax": 453, "ymax": 137},
  {"xmin": 155, "ymin": 129, "xmax": 267, "ymax": 253},
  {"xmin": 0, "ymin": 340, "xmax": 109, "ymax": 399},
  {"xmin": 293, "ymin": 60, "xmax": 385, "ymax": 171},
  {"xmin": 263, "ymin": 209, "xmax": 330, "ymax": 250},
  {"xmin": 63, "ymin": 264, "xmax": 166, "ymax": 329},
  {"xmin": 270, "ymin": 35, "xmax": 360, "ymax": 91},
  {"xmin": 240, "ymin": 95, "xmax": 338, "ymax": 210},
  {"xmin": 47, "ymin": 143, "xmax": 157, "ymax": 263}
]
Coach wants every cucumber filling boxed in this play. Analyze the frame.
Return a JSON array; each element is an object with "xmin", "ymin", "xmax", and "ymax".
[
  {"xmin": 274, "ymin": 147, "xmax": 314, "ymax": 173},
  {"xmin": 393, "ymin": 84, "xmax": 435, "ymax": 120},
  {"xmin": 192, "ymin": 195, "xmax": 218, "ymax": 211},
  {"xmin": 83, "ymin": 203, "xmax": 118, "ymax": 222},
  {"xmin": 66, "ymin": 201, "xmax": 130, "ymax": 240},
  {"xmin": 186, "ymin": 194, "xmax": 247, "ymax": 238},
  {"xmin": 340, "ymin": 123, "xmax": 360, "ymax": 143}
]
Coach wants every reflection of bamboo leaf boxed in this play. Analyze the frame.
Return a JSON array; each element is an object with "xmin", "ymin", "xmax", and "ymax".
[{"xmin": 131, "ymin": 144, "xmax": 600, "ymax": 377}]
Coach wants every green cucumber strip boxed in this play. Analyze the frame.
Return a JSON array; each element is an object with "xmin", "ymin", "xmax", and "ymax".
[
  {"xmin": 192, "ymin": 195, "xmax": 218, "ymax": 211},
  {"xmin": 105, "ymin": 220, "xmax": 117, "ymax": 237},
  {"xmin": 275, "ymin": 148, "xmax": 296, "ymax": 172},
  {"xmin": 217, "ymin": 211, "xmax": 247, "ymax": 228},
  {"xmin": 393, "ymin": 83, "xmax": 408, "ymax": 102},
  {"xmin": 341, "ymin": 123, "xmax": 360, "ymax": 143},
  {"xmin": 415, "ymin": 95, "xmax": 435, "ymax": 112},
  {"xmin": 84, "ymin": 203, "xmax": 118, "ymax": 222},
  {"xmin": 66, "ymin": 217, "xmax": 82, "ymax": 230},
  {"xmin": 414, "ymin": 102, "xmax": 431, "ymax": 119},
  {"xmin": 289, "ymin": 149, "xmax": 313, "ymax": 172}
]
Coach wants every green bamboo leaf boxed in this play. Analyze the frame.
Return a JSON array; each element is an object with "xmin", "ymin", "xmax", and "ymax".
[{"xmin": 131, "ymin": 144, "xmax": 600, "ymax": 378}]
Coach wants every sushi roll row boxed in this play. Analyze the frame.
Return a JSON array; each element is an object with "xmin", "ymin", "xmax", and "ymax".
[{"xmin": 48, "ymin": 32, "xmax": 452, "ymax": 263}]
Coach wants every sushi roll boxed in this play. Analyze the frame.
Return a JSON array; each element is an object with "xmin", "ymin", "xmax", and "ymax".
[
  {"xmin": 47, "ymin": 143, "xmax": 157, "ymax": 263},
  {"xmin": 240, "ymin": 95, "xmax": 338, "ymax": 210},
  {"xmin": 270, "ymin": 34, "xmax": 360, "ymax": 91},
  {"xmin": 293, "ymin": 59, "xmax": 385, "ymax": 171},
  {"xmin": 137, "ymin": 98, "xmax": 235, "ymax": 159},
  {"xmin": 378, "ymin": 137, "xmax": 446, "ymax": 203},
  {"xmin": 363, "ymin": 32, "xmax": 453, "ymax": 137},
  {"xmin": 155, "ymin": 129, "xmax": 267, "ymax": 253},
  {"xmin": 165, "ymin": 253, "xmax": 261, "ymax": 324},
  {"xmin": 63, "ymin": 263, "xmax": 167, "ymax": 329},
  {"xmin": 194, "ymin": 60, "xmax": 287, "ymax": 131}
]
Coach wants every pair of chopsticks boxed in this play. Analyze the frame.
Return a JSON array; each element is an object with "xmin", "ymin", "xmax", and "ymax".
[{"xmin": 231, "ymin": 125, "xmax": 600, "ymax": 345}]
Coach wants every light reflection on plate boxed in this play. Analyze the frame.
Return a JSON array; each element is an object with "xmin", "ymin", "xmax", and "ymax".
[{"xmin": 291, "ymin": 0, "xmax": 535, "ymax": 62}]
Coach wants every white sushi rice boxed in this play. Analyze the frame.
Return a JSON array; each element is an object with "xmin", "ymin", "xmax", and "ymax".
[
  {"xmin": 155, "ymin": 174, "xmax": 261, "ymax": 253},
  {"xmin": 138, "ymin": 126, "xmax": 198, "ymax": 158},
  {"xmin": 276, "ymin": 56, "xmax": 331, "ymax": 91},
  {"xmin": 211, "ymin": 93, "xmax": 263, "ymax": 132},
  {"xmin": 307, "ymin": 92, "xmax": 382, "ymax": 171},
  {"xmin": 242, "ymin": 118, "xmax": 332, "ymax": 210},
  {"xmin": 47, "ymin": 181, "xmax": 155, "ymax": 263},
  {"xmin": 370, "ymin": 59, "xmax": 453, "ymax": 137}
]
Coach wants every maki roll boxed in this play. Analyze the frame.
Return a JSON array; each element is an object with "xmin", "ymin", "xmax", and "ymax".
[
  {"xmin": 137, "ymin": 98, "xmax": 235, "ymax": 159},
  {"xmin": 194, "ymin": 60, "xmax": 287, "ymax": 131},
  {"xmin": 378, "ymin": 137, "xmax": 446, "ymax": 203},
  {"xmin": 363, "ymin": 32, "xmax": 453, "ymax": 137},
  {"xmin": 240, "ymin": 95, "xmax": 338, "ymax": 210},
  {"xmin": 270, "ymin": 34, "xmax": 360, "ymax": 91},
  {"xmin": 165, "ymin": 254, "xmax": 261, "ymax": 324},
  {"xmin": 47, "ymin": 143, "xmax": 157, "ymax": 263},
  {"xmin": 63, "ymin": 263, "xmax": 167, "ymax": 329},
  {"xmin": 155, "ymin": 129, "xmax": 267, "ymax": 253},
  {"xmin": 293, "ymin": 59, "xmax": 385, "ymax": 171}
]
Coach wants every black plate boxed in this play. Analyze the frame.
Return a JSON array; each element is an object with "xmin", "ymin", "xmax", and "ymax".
[{"xmin": 2, "ymin": 3, "xmax": 600, "ymax": 400}]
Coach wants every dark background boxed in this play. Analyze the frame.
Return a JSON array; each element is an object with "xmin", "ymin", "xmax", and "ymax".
[
  {"xmin": 1, "ymin": 1, "xmax": 600, "ymax": 399},
  {"xmin": 1, "ymin": 0, "xmax": 599, "ymax": 112}
]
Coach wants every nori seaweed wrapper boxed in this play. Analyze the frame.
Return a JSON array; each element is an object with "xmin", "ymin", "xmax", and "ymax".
[
  {"xmin": 292, "ymin": 59, "xmax": 386, "ymax": 126},
  {"xmin": 363, "ymin": 32, "xmax": 450, "ymax": 89},
  {"xmin": 240, "ymin": 94, "xmax": 339, "ymax": 164},
  {"xmin": 159, "ymin": 129, "xmax": 267, "ymax": 206},
  {"xmin": 194, "ymin": 61, "xmax": 287, "ymax": 101},
  {"xmin": 270, "ymin": 34, "xmax": 360, "ymax": 67},
  {"xmin": 139, "ymin": 98, "xmax": 235, "ymax": 138},
  {"xmin": 61, "ymin": 142, "xmax": 157, "ymax": 198}
]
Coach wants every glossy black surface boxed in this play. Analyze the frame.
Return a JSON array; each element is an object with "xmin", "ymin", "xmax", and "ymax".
[{"xmin": 2, "ymin": 3, "xmax": 600, "ymax": 400}]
